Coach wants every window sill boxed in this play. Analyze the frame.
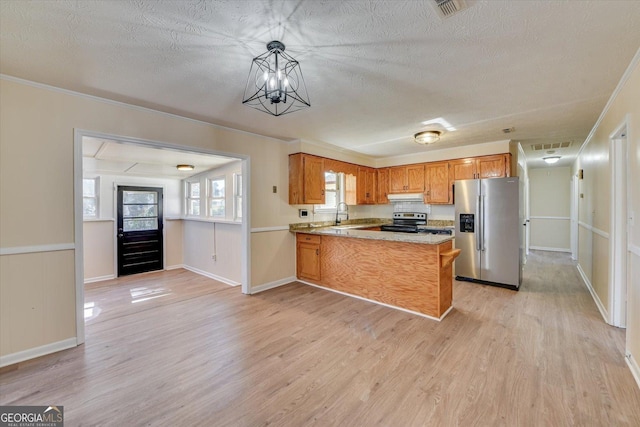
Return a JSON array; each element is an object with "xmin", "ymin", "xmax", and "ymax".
[
  {"xmin": 182, "ymin": 217, "xmax": 242, "ymax": 225},
  {"xmin": 83, "ymin": 217, "xmax": 114, "ymax": 222}
]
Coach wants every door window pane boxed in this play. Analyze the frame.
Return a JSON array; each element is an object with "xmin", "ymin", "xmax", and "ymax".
[
  {"xmin": 123, "ymin": 218, "xmax": 158, "ymax": 231},
  {"xmin": 123, "ymin": 204, "xmax": 158, "ymax": 218},
  {"xmin": 124, "ymin": 191, "xmax": 156, "ymax": 204}
]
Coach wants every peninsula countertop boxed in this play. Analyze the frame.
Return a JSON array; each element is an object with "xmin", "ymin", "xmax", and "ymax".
[{"xmin": 290, "ymin": 222, "xmax": 454, "ymax": 245}]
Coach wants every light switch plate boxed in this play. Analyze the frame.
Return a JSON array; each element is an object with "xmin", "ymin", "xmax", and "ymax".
[{"xmin": 299, "ymin": 209, "xmax": 308, "ymax": 218}]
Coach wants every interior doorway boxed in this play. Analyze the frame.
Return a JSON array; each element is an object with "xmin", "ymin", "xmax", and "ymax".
[
  {"xmin": 74, "ymin": 129, "xmax": 251, "ymax": 345},
  {"xmin": 610, "ymin": 120, "xmax": 628, "ymax": 328}
]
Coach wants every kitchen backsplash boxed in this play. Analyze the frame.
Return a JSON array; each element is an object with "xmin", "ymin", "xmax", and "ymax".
[{"xmin": 393, "ymin": 202, "xmax": 431, "ymax": 214}]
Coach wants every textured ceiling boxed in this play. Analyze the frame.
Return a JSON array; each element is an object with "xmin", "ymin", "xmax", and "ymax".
[{"xmin": 2, "ymin": 0, "xmax": 640, "ymax": 168}]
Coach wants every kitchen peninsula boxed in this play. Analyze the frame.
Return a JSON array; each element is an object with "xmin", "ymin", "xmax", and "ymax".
[{"xmin": 291, "ymin": 222, "xmax": 460, "ymax": 320}]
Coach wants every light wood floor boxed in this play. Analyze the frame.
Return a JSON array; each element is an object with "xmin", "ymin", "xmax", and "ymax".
[{"xmin": 1, "ymin": 251, "xmax": 639, "ymax": 426}]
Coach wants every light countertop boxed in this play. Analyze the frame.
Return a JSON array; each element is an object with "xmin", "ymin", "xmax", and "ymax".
[{"xmin": 291, "ymin": 223, "xmax": 453, "ymax": 245}]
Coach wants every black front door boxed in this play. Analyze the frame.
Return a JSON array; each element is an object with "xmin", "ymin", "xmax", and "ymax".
[{"xmin": 117, "ymin": 186, "xmax": 163, "ymax": 276}]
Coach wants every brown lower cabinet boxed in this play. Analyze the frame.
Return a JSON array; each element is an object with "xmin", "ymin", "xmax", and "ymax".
[
  {"xmin": 296, "ymin": 234, "xmax": 321, "ymax": 281},
  {"xmin": 295, "ymin": 233, "xmax": 460, "ymax": 319}
]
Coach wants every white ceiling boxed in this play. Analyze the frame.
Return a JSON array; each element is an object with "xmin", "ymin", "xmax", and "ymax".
[
  {"xmin": 2, "ymin": 1, "xmax": 640, "ymax": 169},
  {"xmin": 83, "ymin": 137, "xmax": 238, "ymax": 179}
]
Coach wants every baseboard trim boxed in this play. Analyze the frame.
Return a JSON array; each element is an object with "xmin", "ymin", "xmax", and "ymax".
[
  {"xmin": 529, "ymin": 246, "xmax": 571, "ymax": 253},
  {"xmin": 182, "ymin": 265, "xmax": 240, "ymax": 287},
  {"xmin": 0, "ymin": 337, "xmax": 78, "ymax": 368},
  {"xmin": 84, "ymin": 274, "xmax": 115, "ymax": 284},
  {"xmin": 250, "ymin": 276, "xmax": 297, "ymax": 294},
  {"xmin": 626, "ymin": 352, "xmax": 640, "ymax": 391},
  {"xmin": 165, "ymin": 264, "xmax": 185, "ymax": 271},
  {"xmin": 300, "ymin": 280, "xmax": 450, "ymax": 322},
  {"xmin": 577, "ymin": 263, "xmax": 610, "ymax": 324}
]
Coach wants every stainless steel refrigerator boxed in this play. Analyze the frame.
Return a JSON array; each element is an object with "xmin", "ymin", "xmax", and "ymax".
[{"xmin": 454, "ymin": 177, "xmax": 522, "ymax": 290}]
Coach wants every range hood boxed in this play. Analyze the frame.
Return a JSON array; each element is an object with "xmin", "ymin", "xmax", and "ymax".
[{"xmin": 387, "ymin": 193, "xmax": 424, "ymax": 203}]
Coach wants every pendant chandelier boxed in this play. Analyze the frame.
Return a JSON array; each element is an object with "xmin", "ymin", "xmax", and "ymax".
[{"xmin": 242, "ymin": 41, "xmax": 311, "ymax": 116}]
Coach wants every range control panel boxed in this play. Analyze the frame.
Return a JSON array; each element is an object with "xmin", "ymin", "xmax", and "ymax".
[{"xmin": 459, "ymin": 214, "xmax": 475, "ymax": 233}]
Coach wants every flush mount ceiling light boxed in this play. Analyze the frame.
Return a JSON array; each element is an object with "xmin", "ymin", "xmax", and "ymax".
[
  {"xmin": 242, "ymin": 40, "xmax": 311, "ymax": 117},
  {"xmin": 176, "ymin": 164, "xmax": 195, "ymax": 171},
  {"xmin": 543, "ymin": 156, "xmax": 561, "ymax": 164},
  {"xmin": 414, "ymin": 130, "xmax": 441, "ymax": 145}
]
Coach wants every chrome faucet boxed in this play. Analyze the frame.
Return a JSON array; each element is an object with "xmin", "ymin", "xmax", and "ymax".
[{"xmin": 336, "ymin": 202, "xmax": 349, "ymax": 225}]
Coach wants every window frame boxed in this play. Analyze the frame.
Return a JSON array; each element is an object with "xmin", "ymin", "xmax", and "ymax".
[
  {"xmin": 83, "ymin": 177, "xmax": 100, "ymax": 219},
  {"xmin": 314, "ymin": 172, "xmax": 347, "ymax": 214},
  {"xmin": 185, "ymin": 180, "xmax": 201, "ymax": 217},
  {"xmin": 233, "ymin": 173, "xmax": 242, "ymax": 221},
  {"xmin": 207, "ymin": 176, "xmax": 226, "ymax": 218}
]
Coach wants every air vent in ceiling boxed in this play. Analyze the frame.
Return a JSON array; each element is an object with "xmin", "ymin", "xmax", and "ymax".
[
  {"xmin": 530, "ymin": 141, "xmax": 572, "ymax": 151},
  {"xmin": 431, "ymin": 0, "xmax": 468, "ymax": 19}
]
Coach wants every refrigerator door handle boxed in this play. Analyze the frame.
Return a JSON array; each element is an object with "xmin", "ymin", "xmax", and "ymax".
[
  {"xmin": 476, "ymin": 195, "xmax": 482, "ymax": 251},
  {"xmin": 481, "ymin": 194, "xmax": 486, "ymax": 251}
]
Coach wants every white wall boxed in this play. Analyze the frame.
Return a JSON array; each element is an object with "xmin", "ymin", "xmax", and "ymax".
[
  {"xmin": 183, "ymin": 221, "xmax": 241, "ymax": 285},
  {"xmin": 574, "ymin": 49, "xmax": 640, "ymax": 387},
  {"xmin": 528, "ymin": 167, "xmax": 571, "ymax": 252},
  {"xmin": 181, "ymin": 161, "xmax": 243, "ymax": 285}
]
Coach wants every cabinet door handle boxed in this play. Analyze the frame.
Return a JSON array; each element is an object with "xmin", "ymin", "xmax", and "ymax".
[
  {"xmin": 321, "ymin": 189, "xmax": 325, "ymax": 195},
  {"xmin": 316, "ymin": 249, "xmax": 319, "ymax": 255}
]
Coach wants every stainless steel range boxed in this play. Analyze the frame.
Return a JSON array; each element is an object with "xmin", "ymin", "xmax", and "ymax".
[{"xmin": 380, "ymin": 212, "xmax": 453, "ymax": 235}]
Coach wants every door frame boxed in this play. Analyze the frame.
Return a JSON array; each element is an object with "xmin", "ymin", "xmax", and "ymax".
[
  {"xmin": 570, "ymin": 173, "xmax": 579, "ymax": 261},
  {"xmin": 115, "ymin": 184, "xmax": 165, "ymax": 277},
  {"xmin": 609, "ymin": 117, "xmax": 628, "ymax": 328},
  {"xmin": 74, "ymin": 129, "xmax": 251, "ymax": 345}
]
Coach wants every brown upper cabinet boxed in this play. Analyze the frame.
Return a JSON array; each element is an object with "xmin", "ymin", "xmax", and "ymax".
[
  {"xmin": 289, "ymin": 152, "xmax": 511, "ymax": 205},
  {"xmin": 357, "ymin": 166, "xmax": 377, "ymax": 204},
  {"xmin": 323, "ymin": 158, "xmax": 358, "ymax": 177},
  {"xmin": 449, "ymin": 154, "xmax": 510, "ymax": 181},
  {"xmin": 376, "ymin": 168, "xmax": 390, "ymax": 204},
  {"xmin": 289, "ymin": 153, "xmax": 325, "ymax": 204},
  {"xmin": 424, "ymin": 162, "xmax": 450, "ymax": 204},
  {"xmin": 389, "ymin": 164, "xmax": 425, "ymax": 193}
]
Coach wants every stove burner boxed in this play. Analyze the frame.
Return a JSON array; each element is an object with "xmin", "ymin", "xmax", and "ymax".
[
  {"xmin": 380, "ymin": 225, "xmax": 419, "ymax": 233},
  {"xmin": 418, "ymin": 228, "xmax": 453, "ymax": 235}
]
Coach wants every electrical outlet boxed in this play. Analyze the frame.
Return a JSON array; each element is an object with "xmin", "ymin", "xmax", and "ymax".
[
  {"xmin": 273, "ymin": 185, "xmax": 277, "ymax": 193},
  {"xmin": 211, "ymin": 254, "xmax": 216, "ymax": 261}
]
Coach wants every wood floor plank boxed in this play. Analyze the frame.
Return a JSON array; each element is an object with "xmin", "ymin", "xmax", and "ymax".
[{"xmin": 1, "ymin": 251, "xmax": 639, "ymax": 426}]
